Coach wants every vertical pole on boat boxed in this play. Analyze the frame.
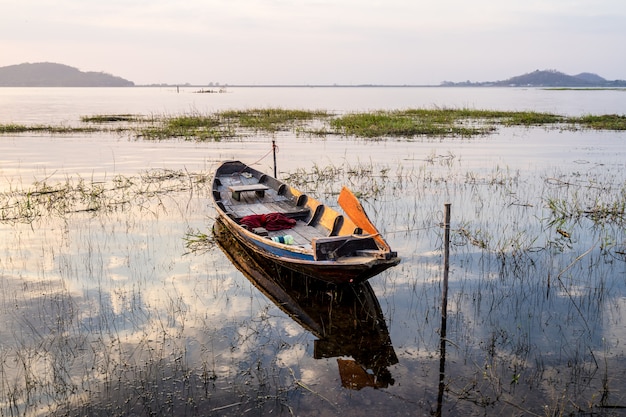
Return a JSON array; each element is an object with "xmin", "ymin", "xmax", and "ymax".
[
  {"xmin": 436, "ymin": 203, "xmax": 451, "ymax": 417},
  {"xmin": 272, "ymin": 139, "xmax": 277, "ymax": 178}
]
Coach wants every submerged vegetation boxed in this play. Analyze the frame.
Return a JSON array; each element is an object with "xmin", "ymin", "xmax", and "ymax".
[
  {"xmin": 0, "ymin": 169, "xmax": 211, "ymax": 223},
  {"xmin": 2, "ymin": 145, "xmax": 626, "ymax": 416},
  {"xmin": 139, "ymin": 114, "xmax": 231, "ymax": 141},
  {"xmin": 2, "ymin": 108, "xmax": 626, "ymax": 140},
  {"xmin": 220, "ymin": 108, "xmax": 331, "ymax": 130},
  {"xmin": 0, "ymin": 123, "xmax": 99, "ymax": 134},
  {"xmin": 81, "ymin": 114, "xmax": 148, "ymax": 123},
  {"xmin": 574, "ymin": 113, "xmax": 626, "ymax": 130},
  {"xmin": 329, "ymin": 109, "xmax": 568, "ymax": 138}
]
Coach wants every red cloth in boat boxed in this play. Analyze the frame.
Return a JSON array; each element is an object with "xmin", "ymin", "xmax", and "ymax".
[{"xmin": 240, "ymin": 213, "xmax": 296, "ymax": 231}]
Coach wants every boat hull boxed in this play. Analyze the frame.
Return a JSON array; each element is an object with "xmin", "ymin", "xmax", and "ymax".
[{"xmin": 218, "ymin": 213, "xmax": 399, "ymax": 284}]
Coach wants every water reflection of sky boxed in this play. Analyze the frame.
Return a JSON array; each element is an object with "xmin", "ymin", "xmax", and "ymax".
[{"xmin": 2, "ymin": 126, "xmax": 626, "ymax": 415}]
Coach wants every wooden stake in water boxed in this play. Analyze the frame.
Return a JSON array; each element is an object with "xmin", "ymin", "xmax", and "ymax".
[
  {"xmin": 442, "ymin": 202, "xmax": 451, "ymax": 317},
  {"xmin": 436, "ymin": 203, "xmax": 451, "ymax": 417},
  {"xmin": 272, "ymin": 139, "xmax": 277, "ymax": 178}
]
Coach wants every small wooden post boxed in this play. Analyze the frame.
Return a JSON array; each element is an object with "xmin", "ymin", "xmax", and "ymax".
[
  {"xmin": 436, "ymin": 203, "xmax": 451, "ymax": 417},
  {"xmin": 272, "ymin": 139, "xmax": 277, "ymax": 178},
  {"xmin": 442, "ymin": 202, "xmax": 451, "ymax": 314}
]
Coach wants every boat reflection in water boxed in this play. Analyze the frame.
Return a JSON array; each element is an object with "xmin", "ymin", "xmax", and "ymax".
[{"xmin": 214, "ymin": 218, "xmax": 398, "ymax": 390}]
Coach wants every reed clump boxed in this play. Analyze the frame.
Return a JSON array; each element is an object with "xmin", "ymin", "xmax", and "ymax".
[
  {"xmin": 81, "ymin": 114, "xmax": 148, "ymax": 123},
  {"xmin": 572, "ymin": 114, "xmax": 626, "ymax": 130},
  {"xmin": 330, "ymin": 108, "xmax": 568, "ymax": 138},
  {"xmin": 0, "ymin": 123, "xmax": 99, "ymax": 134},
  {"xmin": 219, "ymin": 108, "xmax": 331, "ymax": 132},
  {"xmin": 402, "ymin": 108, "xmax": 565, "ymax": 126},
  {"xmin": 330, "ymin": 110, "xmax": 495, "ymax": 138},
  {"xmin": 138, "ymin": 114, "xmax": 234, "ymax": 141},
  {"xmin": 0, "ymin": 169, "xmax": 212, "ymax": 223},
  {"xmin": 544, "ymin": 177, "xmax": 626, "ymax": 228}
]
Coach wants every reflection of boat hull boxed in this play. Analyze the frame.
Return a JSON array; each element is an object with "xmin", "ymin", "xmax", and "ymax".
[
  {"xmin": 211, "ymin": 160, "xmax": 400, "ymax": 284},
  {"xmin": 214, "ymin": 218, "xmax": 398, "ymax": 389}
]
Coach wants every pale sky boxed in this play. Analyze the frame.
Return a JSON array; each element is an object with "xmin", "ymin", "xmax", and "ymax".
[{"xmin": 1, "ymin": 0, "xmax": 625, "ymax": 85}]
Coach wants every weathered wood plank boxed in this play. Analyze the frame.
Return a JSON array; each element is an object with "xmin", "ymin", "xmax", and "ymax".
[{"xmin": 228, "ymin": 184, "xmax": 269, "ymax": 201}]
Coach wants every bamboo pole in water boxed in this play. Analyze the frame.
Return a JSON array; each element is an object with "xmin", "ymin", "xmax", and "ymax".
[
  {"xmin": 272, "ymin": 139, "xmax": 277, "ymax": 178},
  {"xmin": 436, "ymin": 203, "xmax": 451, "ymax": 417}
]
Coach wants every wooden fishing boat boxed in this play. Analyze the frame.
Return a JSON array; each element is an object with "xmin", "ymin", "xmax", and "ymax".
[
  {"xmin": 213, "ymin": 217, "xmax": 397, "ymax": 389},
  {"xmin": 211, "ymin": 160, "xmax": 400, "ymax": 284}
]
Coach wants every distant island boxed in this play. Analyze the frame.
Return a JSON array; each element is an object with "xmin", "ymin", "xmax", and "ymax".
[
  {"xmin": 0, "ymin": 62, "xmax": 134, "ymax": 87},
  {"xmin": 442, "ymin": 69, "xmax": 626, "ymax": 87},
  {"xmin": 1, "ymin": 63, "xmax": 624, "ymax": 88}
]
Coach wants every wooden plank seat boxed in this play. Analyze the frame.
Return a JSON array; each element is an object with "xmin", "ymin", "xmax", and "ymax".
[{"xmin": 228, "ymin": 184, "xmax": 269, "ymax": 201}]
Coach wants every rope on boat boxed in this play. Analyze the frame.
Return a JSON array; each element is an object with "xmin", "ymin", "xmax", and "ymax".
[
  {"xmin": 231, "ymin": 142, "xmax": 278, "ymax": 176},
  {"xmin": 248, "ymin": 141, "xmax": 279, "ymax": 168}
]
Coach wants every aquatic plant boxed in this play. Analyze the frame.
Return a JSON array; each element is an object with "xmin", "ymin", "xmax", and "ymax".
[
  {"xmin": 81, "ymin": 114, "xmax": 148, "ymax": 123},
  {"xmin": 3, "ymin": 108, "xmax": 624, "ymax": 140},
  {"xmin": 572, "ymin": 114, "xmax": 626, "ymax": 130},
  {"xmin": 0, "ymin": 123, "xmax": 98, "ymax": 134},
  {"xmin": 219, "ymin": 108, "xmax": 331, "ymax": 132},
  {"xmin": 0, "ymin": 169, "xmax": 212, "ymax": 223},
  {"xmin": 329, "ymin": 110, "xmax": 495, "ymax": 138}
]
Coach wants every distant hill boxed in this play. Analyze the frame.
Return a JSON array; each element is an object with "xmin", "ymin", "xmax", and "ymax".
[
  {"xmin": 0, "ymin": 62, "xmax": 134, "ymax": 87},
  {"xmin": 573, "ymin": 72, "xmax": 607, "ymax": 84},
  {"xmin": 442, "ymin": 69, "xmax": 626, "ymax": 87}
]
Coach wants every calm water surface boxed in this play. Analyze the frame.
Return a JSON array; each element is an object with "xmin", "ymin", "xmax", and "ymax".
[
  {"xmin": 2, "ymin": 86, "xmax": 626, "ymax": 124},
  {"xmin": 1, "ymin": 87, "xmax": 626, "ymax": 416}
]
